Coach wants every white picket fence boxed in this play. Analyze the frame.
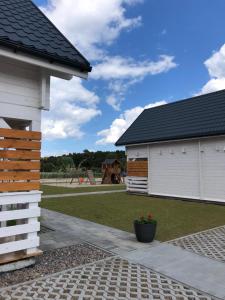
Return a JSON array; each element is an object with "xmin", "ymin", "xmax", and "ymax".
[
  {"xmin": 0, "ymin": 191, "xmax": 41, "ymax": 258},
  {"xmin": 126, "ymin": 176, "xmax": 148, "ymax": 193}
]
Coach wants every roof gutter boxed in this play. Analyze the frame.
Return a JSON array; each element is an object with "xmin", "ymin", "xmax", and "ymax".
[
  {"xmin": 0, "ymin": 39, "xmax": 91, "ymax": 73},
  {"xmin": 116, "ymin": 133, "xmax": 225, "ymax": 148},
  {"xmin": 0, "ymin": 45, "xmax": 88, "ymax": 80}
]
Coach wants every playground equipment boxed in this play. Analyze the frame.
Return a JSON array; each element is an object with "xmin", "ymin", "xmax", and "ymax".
[{"xmin": 101, "ymin": 159, "xmax": 121, "ymax": 184}]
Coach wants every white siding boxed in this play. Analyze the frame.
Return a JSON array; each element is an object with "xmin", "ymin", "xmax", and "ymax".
[
  {"xmin": 0, "ymin": 56, "xmax": 50, "ymax": 120},
  {"xmin": 0, "ymin": 102, "xmax": 41, "ymax": 130},
  {"xmin": 149, "ymin": 141, "xmax": 200, "ymax": 199},
  {"xmin": 126, "ymin": 145, "xmax": 148, "ymax": 159},
  {"xmin": 0, "ymin": 56, "xmax": 41, "ymax": 109},
  {"xmin": 200, "ymin": 137, "xmax": 225, "ymax": 202},
  {"xmin": 0, "ymin": 56, "xmax": 51, "ymax": 129},
  {"xmin": 138, "ymin": 136, "xmax": 225, "ymax": 202}
]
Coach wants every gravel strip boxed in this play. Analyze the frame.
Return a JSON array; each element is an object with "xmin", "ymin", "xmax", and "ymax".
[{"xmin": 0, "ymin": 243, "xmax": 112, "ymax": 288}]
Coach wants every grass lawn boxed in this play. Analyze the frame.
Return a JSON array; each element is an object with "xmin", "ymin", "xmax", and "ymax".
[
  {"xmin": 41, "ymin": 192, "xmax": 225, "ymax": 241},
  {"xmin": 41, "ymin": 184, "xmax": 126, "ymax": 195}
]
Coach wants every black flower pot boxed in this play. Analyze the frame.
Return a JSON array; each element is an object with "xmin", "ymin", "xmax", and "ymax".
[{"xmin": 134, "ymin": 221, "xmax": 157, "ymax": 243}]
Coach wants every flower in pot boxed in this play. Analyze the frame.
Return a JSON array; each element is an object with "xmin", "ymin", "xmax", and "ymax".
[{"xmin": 134, "ymin": 213, "xmax": 157, "ymax": 243}]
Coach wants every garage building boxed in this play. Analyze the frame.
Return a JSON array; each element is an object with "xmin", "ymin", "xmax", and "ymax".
[{"xmin": 116, "ymin": 90, "xmax": 225, "ymax": 203}]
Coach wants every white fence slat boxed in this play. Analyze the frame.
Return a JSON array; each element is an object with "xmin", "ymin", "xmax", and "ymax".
[
  {"xmin": 0, "ymin": 207, "xmax": 40, "ymax": 222},
  {"xmin": 27, "ymin": 202, "xmax": 39, "ymax": 255},
  {"xmin": 128, "ymin": 183, "xmax": 147, "ymax": 186},
  {"xmin": 0, "ymin": 191, "xmax": 41, "ymax": 205},
  {"xmin": 0, "ymin": 237, "xmax": 39, "ymax": 255},
  {"xmin": 127, "ymin": 181, "xmax": 148, "ymax": 185},
  {"xmin": 127, "ymin": 187, "xmax": 148, "ymax": 193},
  {"xmin": 128, "ymin": 184, "xmax": 147, "ymax": 189},
  {"xmin": 127, "ymin": 176, "xmax": 147, "ymax": 180},
  {"xmin": 126, "ymin": 176, "xmax": 148, "ymax": 194},
  {"xmin": 0, "ymin": 223, "xmax": 40, "ymax": 238},
  {"xmin": 127, "ymin": 179, "xmax": 147, "ymax": 183}
]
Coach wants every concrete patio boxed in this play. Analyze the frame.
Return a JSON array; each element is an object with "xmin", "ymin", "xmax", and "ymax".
[{"xmin": 0, "ymin": 208, "xmax": 224, "ymax": 299}]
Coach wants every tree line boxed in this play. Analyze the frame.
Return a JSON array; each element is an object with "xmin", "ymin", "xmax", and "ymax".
[{"xmin": 41, "ymin": 150, "xmax": 126, "ymax": 173}]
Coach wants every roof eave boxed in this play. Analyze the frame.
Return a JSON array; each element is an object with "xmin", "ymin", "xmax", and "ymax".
[
  {"xmin": 0, "ymin": 39, "xmax": 92, "ymax": 74},
  {"xmin": 0, "ymin": 44, "xmax": 89, "ymax": 80},
  {"xmin": 115, "ymin": 131, "xmax": 225, "ymax": 147}
]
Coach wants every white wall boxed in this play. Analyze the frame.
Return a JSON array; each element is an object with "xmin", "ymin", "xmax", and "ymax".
[
  {"xmin": 126, "ymin": 136, "xmax": 225, "ymax": 202},
  {"xmin": 148, "ymin": 136, "xmax": 225, "ymax": 202},
  {"xmin": 149, "ymin": 140, "xmax": 200, "ymax": 199},
  {"xmin": 0, "ymin": 56, "xmax": 50, "ymax": 130},
  {"xmin": 200, "ymin": 137, "xmax": 225, "ymax": 202},
  {"xmin": 126, "ymin": 145, "xmax": 148, "ymax": 159}
]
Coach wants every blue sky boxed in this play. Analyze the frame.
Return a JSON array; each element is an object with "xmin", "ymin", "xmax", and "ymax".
[{"xmin": 34, "ymin": 0, "xmax": 225, "ymax": 156}]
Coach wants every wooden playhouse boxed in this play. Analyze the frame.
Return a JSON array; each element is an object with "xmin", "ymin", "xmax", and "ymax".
[
  {"xmin": 0, "ymin": 1, "xmax": 91, "ymax": 269},
  {"xmin": 101, "ymin": 159, "xmax": 121, "ymax": 184}
]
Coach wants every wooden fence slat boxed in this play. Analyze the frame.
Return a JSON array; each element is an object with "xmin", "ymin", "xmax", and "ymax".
[
  {"xmin": 127, "ymin": 168, "xmax": 148, "ymax": 171},
  {"xmin": 127, "ymin": 161, "xmax": 148, "ymax": 177},
  {"xmin": 0, "ymin": 182, "xmax": 40, "ymax": 192},
  {"xmin": 0, "ymin": 161, "xmax": 40, "ymax": 170},
  {"xmin": 0, "ymin": 172, "xmax": 40, "ymax": 181},
  {"xmin": 127, "ymin": 162, "xmax": 148, "ymax": 165},
  {"xmin": 127, "ymin": 172, "xmax": 148, "ymax": 177},
  {"xmin": 127, "ymin": 167, "xmax": 148, "ymax": 170},
  {"xmin": 0, "ymin": 139, "xmax": 41, "ymax": 150},
  {"xmin": 0, "ymin": 150, "xmax": 40, "ymax": 160},
  {"xmin": 0, "ymin": 128, "xmax": 41, "ymax": 140}
]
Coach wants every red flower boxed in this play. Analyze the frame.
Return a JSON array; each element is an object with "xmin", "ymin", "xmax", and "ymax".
[{"xmin": 147, "ymin": 213, "xmax": 153, "ymax": 220}]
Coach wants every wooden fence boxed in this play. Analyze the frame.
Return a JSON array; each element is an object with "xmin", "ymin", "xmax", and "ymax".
[
  {"xmin": 126, "ymin": 161, "xmax": 148, "ymax": 193},
  {"xmin": 127, "ymin": 161, "xmax": 148, "ymax": 177},
  {"xmin": 0, "ymin": 128, "xmax": 42, "ymax": 264}
]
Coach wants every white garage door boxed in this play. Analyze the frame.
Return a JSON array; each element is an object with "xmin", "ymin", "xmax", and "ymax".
[
  {"xmin": 201, "ymin": 138, "xmax": 225, "ymax": 202},
  {"xmin": 149, "ymin": 141, "xmax": 200, "ymax": 199}
]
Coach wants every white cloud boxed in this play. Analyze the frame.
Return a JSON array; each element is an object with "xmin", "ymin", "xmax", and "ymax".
[
  {"xmin": 200, "ymin": 44, "xmax": 225, "ymax": 93},
  {"xmin": 200, "ymin": 78, "xmax": 225, "ymax": 94},
  {"xmin": 106, "ymin": 95, "xmax": 121, "ymax": 111},
  {"xmin": 42, "ymin": 77, "xmax": 101, "ymax": 140},
  {"xmin": 91, "ymin": 55, "xmax": 177, "ymax": 80},
  {"xmin": 39, "ymin": 1, "xmax": 177, "ymax": 143},
  {"xmin": 41, "ymin": 149, "xmax": 70, "ymax": 158},
  {"xmin": 204, "ymin": 44, "xmax": 225, "ymax": 78},
  {"xmin": 92, "ymin": 55, "xmax": 176, "ymax": 110},
  {"xmin": 50, "ymin": 77, "xmax": 99, "ymax": 108},
  {"xmin": 41, "ymin": 0, "xmax": 142, "ymax": 60},
  {"xmin": 96, "ymin": 100, "xmax": 167, "ymax": 145}
]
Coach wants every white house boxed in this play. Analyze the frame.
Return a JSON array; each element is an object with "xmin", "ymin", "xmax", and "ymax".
[
  {"xmin": 116, "ymin": 90, "xmax": 225, "ymax": 203},
  {"xmin": 0, "ymin": 0, "xmax": 91, "ymax": 267}
]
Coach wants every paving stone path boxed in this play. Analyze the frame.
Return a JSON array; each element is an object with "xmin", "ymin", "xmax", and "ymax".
[
  {"xmin": 169, "ymin": 225, "xmax": 225, "ymax": 263},
  {"xmin": 1, "ymin": 209, "xmax": 224, "ymax": 299},
  {"xmin": 42, "ymin": 190, "xmax": 126, "ymax": 199},
  {"xmin": 0, "ymin": 257, "xmax": 216, "ymax": 300}
]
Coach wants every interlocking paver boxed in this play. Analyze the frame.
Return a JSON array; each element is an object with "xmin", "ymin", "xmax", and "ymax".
[
  {"xmin": 169, "ymin": 225, "xmax": 225, "ymax": 263},
  {"xmin": 0, "ymin": 257, "xmax": 215, "ymax": 300}
]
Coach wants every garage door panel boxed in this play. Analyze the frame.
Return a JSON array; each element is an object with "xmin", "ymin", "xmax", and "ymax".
[
  {"xmin": 201, "ymin": 139, "xmax": 225, "ymax": 201},
  {"xmin": 149, "ymin": 142, "xmax": 200, "ymax": 198}
]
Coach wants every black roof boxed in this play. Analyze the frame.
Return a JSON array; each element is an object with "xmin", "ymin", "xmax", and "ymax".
[
  {"xmin": 116, "ymin": 90, "xmax": 225, "ymax": 146},
  {"xmin": 102, "ymin": 159, "xmax": 120, "ymax": 165},
  {"xmin": 0, "ymin": 0, "xmax": 91, "ymax": 72}
]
